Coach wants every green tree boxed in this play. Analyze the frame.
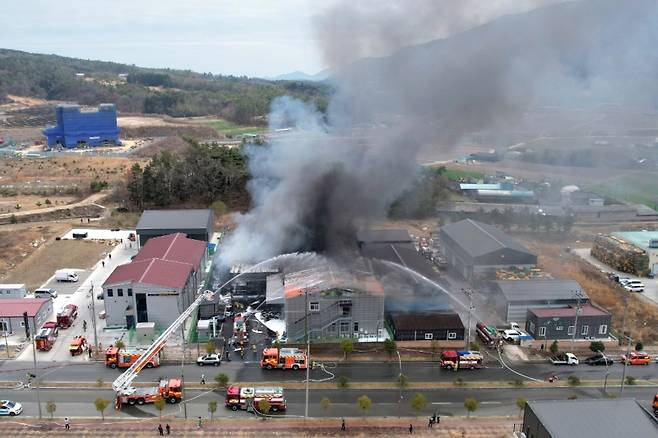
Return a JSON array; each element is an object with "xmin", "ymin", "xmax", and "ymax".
[
  {"xmin": 114, "ymin": 340, "xmax": 125, "ymax": 350},
  {"xmin": 215, "ymin": 373, "xmax": 229, "ymax": 388},
  {"xmin": 337, "ymin": 375, "xmax": 350, "ymax": 389},
  {"xmin": 154, "ymin": 398, "xmax": 166, "ymax": 418},
  {"xmin": 589, "ymin": 341, "xmax": 605, "ymax": 353},
  {"xmin": 126, "ymin": 163, "xmax": 144, "ymax": 208},
  {"xmin": 635, "ymin": 341, "xmax": 643, "ymax": 351},
  {"xmin": 516, "ymin": 397, "xmax": 527, "ymax": 418},
  {"xmin": 210, "ymin": 200, "xmax": 226, "ymax": 216},
  {"xmin": 357, "ymin": 395, "xmax": 372, "ymax": 416},
  {"xmin": 9, "ymin": 214, "xmax": 17, "ymax": 224},
  {"xmin": 206, "ymin": 340, "xmax": 216, "ymax": 354},
  {"xmin": 94, "ymin": 397, "xmax": 110, "ymax": 421},
  {"xmin": 383, "ymin": 339, "xmax": 396, "ymax": 359},
  {"xmin": 46, "ymin": 401, "xmax": 56, "ymax": 419},
  {"xmin": 341, "ymin": 338, "xmax": 354, "ymax": 360},
  {"xmin": 567, "ymin": 375, "xmax": 580, "ymax": 386},
  {"xmin": 410, "ymin": 393, "xmax": 427, "ymax": 415},
  {"xmin": 464, "ymin": 397, "xmax": 479, "ymax": 418},
  {"xmin": 208, "ymin": 400, "xmax": 218, "ymax": 422},
  {"xmin": 396, "ymin": 373, "xmax": 409, "ymax": 389},
  {"xmin": 320, "ymin": 397, "xmax": 332, "ymax": 413},
  {"xmin": 549, "ymin": 340, "xmax": 559, "ymax": 355}
]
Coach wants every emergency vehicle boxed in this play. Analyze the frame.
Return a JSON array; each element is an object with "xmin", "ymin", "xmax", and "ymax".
[
  {"xmin": 69, "ymin": 336, "xmax": 87, "ymax": 356},
  {"xmin": 57, "ymin": 304, "xmax": 78, "ymax": 328},
  {"xmin": 105, "ymin": 346, "xmax": 160, "ymax": 369},
  {"xmin": 116, "ymin": 379, "xmax": 182, "ymax": 406},
  {"xmin": 260, "ymin": 347, "xmax": 308, "ymax": 370},
  {"xmin": 224, "ymin": 385, "xmax": 286, "ymax": 412},
  {"xmin": 440, "ymin": 350, "xmax": 483, "ymax": 370}
]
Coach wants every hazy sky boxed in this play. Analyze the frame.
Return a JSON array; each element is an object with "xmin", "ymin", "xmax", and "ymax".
[{"xmin": 2, "ymin": 0, "xmax": 560, "ymax": 78}]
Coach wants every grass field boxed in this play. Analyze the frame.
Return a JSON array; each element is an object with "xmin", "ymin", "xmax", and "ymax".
[
  {"xmin": 590, "ymin": 175, "xmax": 658, "ymax": 208},
  {"xmin": 204, "ymin": 119, "xmax": 266, "ymax": 137},
  {"xmin": 440, "ymin": 167, "xmax": 485, "ymax": 181}
]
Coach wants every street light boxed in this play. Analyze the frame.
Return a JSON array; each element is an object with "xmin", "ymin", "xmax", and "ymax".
[
  {"xmin": 396, "ymin": 349, "xmax": 402, "ymax": 416},
  {"xmin": 569, "ymin": 290, "xmax": 584, "ymax": 353},
  {"xmin": 597, "ymin": 350, "xmax": 610, "ymax": 392},
  {"xmin": 619, "ymin": 334, "xmax": 632, "ymax": 395},
  {"xmin": 461, "ymin": 288, "xmax": 474, "ymax": 348}
]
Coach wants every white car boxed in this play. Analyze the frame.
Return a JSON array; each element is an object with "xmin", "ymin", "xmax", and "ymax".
[
  {"xmin": 619, "ymin": 278, "xmax": 632, "ymax": 285},
  {"xmin": 0, "ymin": 400, "xmax": 23, "ymax": 416},
  {"xmin": 502, "ymin": 329, "xmax": 522, "ymax": 342},
  {"xmin": 624, "ymin": 282, "xmax": 645, "ymax": 292},
  {"xmin": 196, "ymin": 353, "xmax": 221, "ymax": 366}
]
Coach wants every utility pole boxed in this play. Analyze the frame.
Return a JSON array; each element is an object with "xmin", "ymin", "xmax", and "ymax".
[
  {"xmin": 462, "ymin": 288, "xmax": 474, "ymax": 347},
  {"xmin": 180, "ymin": 324, "xmax": 187, "ymax": 419},
  {"xmin": 396, "ymin": 349, "xmax": 402, "ymax": 416},
  {"xmin": 569, "ymin": 291, "xmax": 583, "ymax": 353},
  {"xmin": 619, "ymin": 293, "xmax": 629, "ymax": 346},
  {"xmin": 24, "ymin": 312, "xmax": 42, "ymax": 419},
  {"xmin": 90, "ymin": 282, "xmax": 98, "ymax": 355},
  {"xmin": 304, "ymin": 288, "xmax": 310, "ymax": 419},
  {"xmin": 619, "ymin": 334, "xmax": 632, "ymax": 395}
]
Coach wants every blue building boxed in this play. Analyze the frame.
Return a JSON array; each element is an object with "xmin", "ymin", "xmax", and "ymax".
[{"xmin": 43, "ymin": 104, "xmax": 120, "ymax": 148}]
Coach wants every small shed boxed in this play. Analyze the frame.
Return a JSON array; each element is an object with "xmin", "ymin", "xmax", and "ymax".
[{"xmin": 387, "ymin": 312, "xmax": 465, "ymax": 341}]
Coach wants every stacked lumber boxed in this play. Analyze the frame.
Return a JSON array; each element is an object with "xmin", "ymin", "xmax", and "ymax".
[{"xmin": 591, "ymin": 235, "xmax": 649, "ymax": 275}]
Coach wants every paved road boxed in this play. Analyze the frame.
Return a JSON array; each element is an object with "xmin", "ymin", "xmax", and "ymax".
[
  {"xmin": 2, "ymin": 386, "xmax": 655, "ymax": 420},
  {"xmin": 1, "ymin": 359, "xmax": 658, "ymax": 387}
]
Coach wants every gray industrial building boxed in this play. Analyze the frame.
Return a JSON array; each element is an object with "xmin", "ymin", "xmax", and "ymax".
[
  {"xmin": 103, "ymin": 233, "xmax": 207, "ymax": 328},
  {"xmin": 0, "ymin": 299, "xmax": 53, "ymax": 335},
  {"xmin": 387, "ymin": 312, "xmax": 465, "ymax": 341},
  {"xmin": 440, "ymin": 219, "xmax": 537, "ymax": 279},
  {"xmin": 276, "ymin": 270, "xmax": 385, "ymax": 342},
  {"xmin": 491, "ymin": 279, "xmax": 587, "ymax": 323},
  {"xmin": 525, "ymin": 304, "xmax": 611, "ymax": 342},
  {"xmin": 521, "ymin": 399, "xmax": 658, "ymax": 438},
  {"xmin": 357, "ymin": 229, "xmax": 438, "ymax": 278},
  {"xmin": 136, "ymin": 209, "xmax": 214, "ymax": 247}
]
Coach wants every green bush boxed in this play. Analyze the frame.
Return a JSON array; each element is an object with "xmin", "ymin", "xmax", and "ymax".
[
  {"xmin": 567, "ymin": 375, "xmax": 580, "ymax": 386},
  {"xmin": 589, "ymin": 341, "xmax": 605, "ymax": 352},
  {"xmin": 337, "ymin": 375, "xmax": 350, "ymax": 389},
  {"xmin": 625, "ymin": 376, "xmax": 636, "ymax": 385},
  {"xmin": 635, "ymin": 341, "xmax": 643, "ymax": 351},
  {"xmin": 549, "ymin": 340, "xmax": 559, "ymax": 354}
]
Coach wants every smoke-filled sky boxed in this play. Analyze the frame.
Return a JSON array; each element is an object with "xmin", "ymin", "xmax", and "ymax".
[
  {"xmin": 3, "ymin": 0, "xmax": 561, "ymax": 77},
  {"xmin": 219, "ymin": 0, "xmax": 658, "ymax": 266}
]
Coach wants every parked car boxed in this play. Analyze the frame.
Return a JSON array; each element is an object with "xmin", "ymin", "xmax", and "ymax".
[
  {"xmin": 619, "ymin": 278, "xmax": 632, "ymax": 285},
  {"xmin": 196, "ymin": 353, "xmax": 221, "ymax": 366},
  {"xmin": 624, "ymin": 280, "xmax": 645, "ymax": 292},
  {"xmin": 0, "ymin": 400, "xmax": 22, "ymax": 416},
  {"xmin": 621, "ymin": 351, "xmax": 652, "ymax": 365},
  {"xmin": 501, "ymin": 329, "xmax": 523, "ymax": 343},
  {"xmin": 584, "ymin": 354, "xmax": 614, "ymax": 366},
  {"xmin": 96, "ymin": 292, "xmax": 104, "ymax": 300},
  {"xmin": 33, "ymin": 288, "xmax": 58, "ymax": 299}
]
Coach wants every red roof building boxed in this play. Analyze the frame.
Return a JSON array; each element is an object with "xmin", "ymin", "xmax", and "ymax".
[{"xmin": 0, "ymin": 298, "xmax": 53, "ymax": 335}]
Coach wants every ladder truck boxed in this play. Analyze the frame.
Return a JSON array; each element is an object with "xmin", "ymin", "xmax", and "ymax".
[{"xmin": 112, "ymin": 291, "xmax": 214, "ymax": 408}]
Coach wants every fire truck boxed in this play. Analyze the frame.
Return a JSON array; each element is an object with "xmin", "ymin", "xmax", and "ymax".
[
  {"xmin": 57, "ymin": 304, "xmax": 78, "ymax": 329},
  {"xmin": 440, "ymin": 350, "xmax": 483, "ymax": 371},
  {"xmin": 116, "ymin": 379, "xmax": 182, "ymax": 406},
  {"xmin": 476, "ymin": 322, "xmax": 500, "ymax": 348},
  {"xmin": 224, "ymin": 385, "xmax": 287, "ymax": 412},
  {"xmin": 105, "ymin": 346, "xmax": 160, "ymax": 369},
  {"xmin": 652, "ymin": 394, "xmax": 658, "ymax": 417},
  {"xmin": 69, "ymin": 336, "xmax": 87, "ymax": 356},
  {"xmin": 112, "ymin": 290, "xmax": 215, "ymax": 409},
  {"xmin": 35, "ymin": 327, "xmax": 57, "ymax": 351},
  {"xmin": 260, "ymin": 347, "xmax": 308, "ymax": 370},
  {"xmin": 233, "ymin": 314, "xmax": 249, "ymax": 345}
]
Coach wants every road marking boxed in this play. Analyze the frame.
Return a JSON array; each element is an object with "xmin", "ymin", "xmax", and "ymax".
[
  {"xmin": 480, "ymin": 401, "xmax": 502, "ymax": 405},
  {"xmin": 431, "ymin": 402, "xmax": 453, "ymax": 405}
]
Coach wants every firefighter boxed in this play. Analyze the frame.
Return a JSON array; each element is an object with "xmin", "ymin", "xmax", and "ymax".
[{"xmin": 82, "ymin": 320, "xmax": 87, "ymax": 332}]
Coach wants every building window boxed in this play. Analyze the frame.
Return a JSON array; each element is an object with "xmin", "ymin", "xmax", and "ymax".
[
  {"xmin": 581, "ymin": 325, "xmax": 589, "ymax": 335},
  {"xmin": 538, "ymin": 326, "xmax": 546, "ymax": 337},
  {"xmin": 447, "ymin": 332, "xmax": 457, "ymax": 340},
  {"xmin": 567, "ymin": 326, "xmax": 575, "ymax": 335},
  {"xmin": 528, "ymin": 321, "xmax": 535, "ymax": 333},
  {"xmin": 425, "ymin": 333, "xmax": 433, "ymax": 340},
  {"xmin": 117, "ymin": 288, "xmax": 124, "ymax": 297},
  {"xmin": 127, "ymin": 288, "xmax": 133, "ymax": 297},
  {"xmin": 353, "ymin": 322, "xmax": 359, "ymax": 332},
  {"xmin": 599, "ymin": 324, "xmax": 607, "ymax": 335},
  {"xmin": 342, "ymin": 307, "xmax": 350, "ymax": 316},
  {"xmin": 340, "ymin": 322, "xmax": 349, "ymax": 333},
  {"xmin": 555, "ymin": 325, "xmax": 564, "ymax": 331},
  {"xmin": 329, "ymin": 323, "xmax": 336, "ymax": 332},
  {"xmin": 0, "ymin": 320, "xmax": 8, "ymax": 332},
  {"xmin": 107, "ymin": 289, "xmax": 113, "ymax": 297},
  {"xmin": 309, "ymin": 302, "xmax": 319, "ymax": 312}
]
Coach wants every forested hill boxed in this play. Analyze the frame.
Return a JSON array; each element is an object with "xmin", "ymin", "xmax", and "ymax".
[{"xmin": 0, "ymin": 49, "xmax": 330, "ymax": 123}]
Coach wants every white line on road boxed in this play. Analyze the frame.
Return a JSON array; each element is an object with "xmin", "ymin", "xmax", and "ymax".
[
  {"xmin": 480, "ymin": 401, "xmax": 502, "ymax": 405},
  {"xmin": 430, "ymin": 402, "xmax": 453, "ymax": 405}
]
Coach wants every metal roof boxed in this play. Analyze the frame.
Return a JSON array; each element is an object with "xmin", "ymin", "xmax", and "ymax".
[
  {"xmin": 133, "ymin": 233, "xmax": 206, "ymax": 268},
  {"xmin": 440, "ymin": 219, "xmax": 536, "ymax": 259},
  {"xmin": 103, "ymin": 258, "xmax": 193, "ymax": 289},
  {"xmin": 530, "ymin": 303, "xmax": 608, "ymax": 318},
  {"xmin": 459, "ymin": 183, "xmax": 502, "ymax": 190},
  {"xmin": 0, "ymin": 298, "xmax": 50, "ymax": 317},
  {"xmin": 389, "ymin": 312, "xmax": 464, "ymax": 331},
  {"xmin": 356, "ymin": 229, "xmax": 412, "ymax": 244},
  {"xmin": 526, "ymin": 399, "xmax": 658, "ymax": 437},
  {"xmin": 136, "ymin": 209, "xmax": 212, "ymax": 231},
  {"xmin": 613, "ymin": 230, "xmax": 658, "ymax": 250},
  {"xmin": 494, "ymin": 279, "xmax": 586, "ymax": 302},
  {"xmin": 360, "ymin": 242, "xmax": 437, "ymax": 279}
]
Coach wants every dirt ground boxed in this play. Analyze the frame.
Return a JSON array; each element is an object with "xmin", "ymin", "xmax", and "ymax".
[
  {"xmin": 117, "ymin": 115, "xmax": 188, "ymax": 128},
  {"xmin": 3, "ymin": 238, "xmax": 111, "ymax": 291},
  {"xmin": 517, "ymin": 231, "xmax": 658, "ymax": 343},
  {"xmin": 0, "ymin": 195, "xmax": 78, "ymax": 215}
]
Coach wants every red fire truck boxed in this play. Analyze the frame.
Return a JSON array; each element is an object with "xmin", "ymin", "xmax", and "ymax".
[
  {"xmin": 233, "ymin": 314, "xmax": 249, "ymax": 345},
  {"xmin": 116, "ymin": 378, "xmax": 182, "ymax": 406},
  {"xmin": 260, "ymin": 348, "xmax": 308, "ymax": 370},
  {"xmin": 105, "ymin": 346, "xmax": 160, "ymax": 369},
  {"xmin": 57, "ymin": 304, "xmax": 78, "ymax": 329},
  {"xmin": 35, "ymin": 327, "xmax": 57, "ymax": 351},
  {"xmin": 224, "ymin": 385, "xmax": 286, "ymax": 412},
  {"xmin": 440, "ymin": 351, "xmax": 483, "ymax": 371}
]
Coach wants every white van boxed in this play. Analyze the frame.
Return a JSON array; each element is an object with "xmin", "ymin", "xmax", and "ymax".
[
  {"xmin": 34, "ymin": 288, "xmax": 58, "ymax": 299},
  {"xmin": 55, "ymin": 269, "xmax": 78, "ymax": 282}
]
